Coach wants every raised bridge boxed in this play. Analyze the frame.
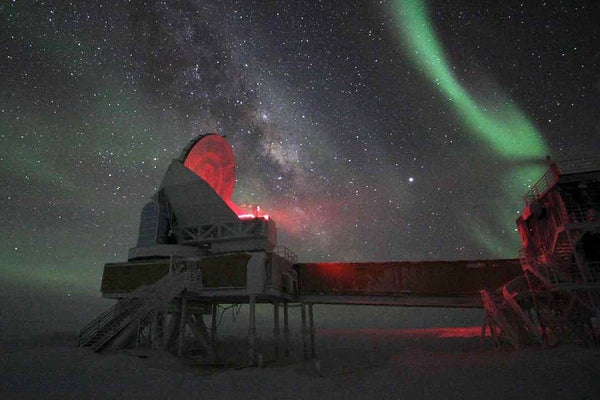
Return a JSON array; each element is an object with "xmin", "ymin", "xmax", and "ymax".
[{"xmin": 296, "ymin": 258, "xmax": 522, "ymax": 308}]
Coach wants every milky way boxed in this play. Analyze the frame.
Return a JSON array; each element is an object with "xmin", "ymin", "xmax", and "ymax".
[{"xmin": 1, "ymin": 1, "xmax": 598, "ymax": 293}]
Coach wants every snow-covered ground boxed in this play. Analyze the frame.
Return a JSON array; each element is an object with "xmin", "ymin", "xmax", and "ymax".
[{"xmin": 2, "ymin": 283, "xmax": 599, "ymax": 399}]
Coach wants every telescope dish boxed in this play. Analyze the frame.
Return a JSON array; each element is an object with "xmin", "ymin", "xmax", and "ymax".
[{"xmin": 182, "ymin": 134, "xmax": 236, "ymax": 202}]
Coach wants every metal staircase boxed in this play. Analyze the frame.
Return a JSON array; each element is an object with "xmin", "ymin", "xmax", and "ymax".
[
  {"xmin": 494, "ymin": 160, "xmax": 600, "ymax": 349},
  {"xmin": 481, "ymin": 289, "xmax": 522, "ymax": 349},
  {"xmin": 481, "ymin": 275, "xmax": 542, "ymax": 349},
  {"xmin": 79, "ymin": 272, "xmax": 187, "ymax": 352}
]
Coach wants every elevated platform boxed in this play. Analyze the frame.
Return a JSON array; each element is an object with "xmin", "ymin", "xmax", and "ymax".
[
  {"xmin": 101, "ymin": 257, "xmax": 521, "ymax": 307},
  {"xmin": 88, "ymin": 253, "xmax": 524, "ymax": 363},
  {"xmin": 296, "ymin": 259, "xmax": 522, "ymax": 308},
  {"xmin": 101, "ymin": 251, "xmax": 297, "ymax": 300},
  {"xmin": 299, "ymin": 294, "xmax": 482, "ymax": 308}
]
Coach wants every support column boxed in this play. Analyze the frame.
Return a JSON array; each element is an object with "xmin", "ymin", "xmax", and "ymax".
[
  {"xmin": 151, "ymin": 311, "xmax": 162, "ymax": 349},
  {"xmin": 308, "ymin": 303, "xmax": 316, "ymax": 359},
  {"xmin": 187, "ymin": 314, "xmax": 214, "ymax": 357},
  {"xmin": 211, "ymin": 303, "xmax": 218, "ymax": 346},
  {"xmin": 110, "ymin": 319, "xmax": 139, "ymax": 350},
  {"xmin": 177, "ymin": 297, "xmax": 188, "ymax": 358},
  {"xmin": 135, "ymin": 318, "xmax": 142, "ymax": 348},
  {"xmin": 283, "ymin": 303, "xmax": 290, "ymax": 358},
  {"xmin": 163, "ymin": 311, "xmax": 181, "ymax": 349},
  {"xmin": 248, "ymin": 296, "xmax": 257, "ymax": 366},
  {"xmin": 301, "ymin": 303, "xmax": 309, "ymax": 360},
  {"xmin": 273, "ymin": 302, "xmax": 280, "ymax": 360}
]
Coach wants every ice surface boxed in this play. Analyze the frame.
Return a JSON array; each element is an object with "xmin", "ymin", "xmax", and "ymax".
[{"xmin": 1, "ymin": 282, "xmax": 599, "ymax": 400}]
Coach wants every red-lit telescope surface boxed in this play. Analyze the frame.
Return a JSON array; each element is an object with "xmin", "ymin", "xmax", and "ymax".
[{"xmin": 183, "ymin": 134, "xmax": 236, "ymax": 203}]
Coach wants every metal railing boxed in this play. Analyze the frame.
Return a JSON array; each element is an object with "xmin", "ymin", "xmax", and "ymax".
[
  {"xmin": 173, "ymin": 218, "xmax": 273, "ymax": 245},
  {"xmin": 78, "ymin": 272, "xmax": 187, "ymax": 349},
  {"xmin": 524, "ymin": 164, "xmax": 560, "ymax": 204},
  {"xmin": 78, "ymin": 296, "xmax": 141, "ymax": 347},
  {"xmin": 565, "ymin": 203, "xmax": 600, "ymax": 225},
  {"xmin": 556, "ymin": 157, "xmax": 600, "ymax": 175},
  {"xmin": 274, "ymin": 245, "xmax": 298, "ymax": 265},
  {"xmin": 520, "ymin": 247, "xmax": 600, "ymax": 288}
]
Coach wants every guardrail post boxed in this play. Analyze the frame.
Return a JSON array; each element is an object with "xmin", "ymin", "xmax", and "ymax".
[
  {"xmin": 248, "ymin": 296, "xmax": 257, "ymax": 365},
  {"xmin": 273, "ymin": 302, "xmax": 280, "ymax": 360},
  {"xmin": 177, "ymin": 297, "xmax": 187, "ymax": 357},
  {"xmin": 283, "ymin": 303, "xmax": 290, "ymax": 358},
  {"xmin": 308, "ymin": 303, "xmax": 316, "ymax": 359},
  {"xmin": 211, "ymin": 303, "xmax": 217, "ymax": 346},
  {"xmin": 301, "ymin": 303, "xmax": 309, "ymax": 360}
]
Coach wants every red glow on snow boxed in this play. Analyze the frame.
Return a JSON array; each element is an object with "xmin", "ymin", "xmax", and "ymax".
[{"xmin": 320, "ymin": 326, "xmax": 482, "ymax": 339}]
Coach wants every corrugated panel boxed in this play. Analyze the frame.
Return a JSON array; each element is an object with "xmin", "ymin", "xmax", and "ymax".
[
  {"xmin": 201, "ymin": 253, "xmax": 251, "ymax": 287},
  {"xmin": 136, "ymin": 200, "xmax": 159, "ymax": 246},
  {"xmin": 101, "ymin": 261, "xmax": 170, "ymax": 293},
  {"xmin": 297, "ymin": 259, "xmax": 522, "ymax": 296}
]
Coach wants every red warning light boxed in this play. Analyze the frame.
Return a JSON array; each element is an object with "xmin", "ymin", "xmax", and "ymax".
[{"xmin": 237, "ymin": 205, "xmax": 270, "ymax": 220}]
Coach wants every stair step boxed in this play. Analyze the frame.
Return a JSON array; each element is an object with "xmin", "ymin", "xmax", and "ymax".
[{"xmin": 79, "ymin": 274, "xmax": 187, "ymax": 351}]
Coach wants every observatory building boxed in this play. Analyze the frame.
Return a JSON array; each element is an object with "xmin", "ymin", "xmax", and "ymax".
[
  {"xmin": 80, "ymin": 134, "xmax": 599, "ymax": 364},
  {"xmin": 80, "ymin": 134, "xmax": 299, "ymax": 363},
  {"xmin": 482, "ymin": 159, "xmax": 600, "ymax": 348}
]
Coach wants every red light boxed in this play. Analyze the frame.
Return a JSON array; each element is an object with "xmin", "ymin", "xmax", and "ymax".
[
  {"xmin": 236, "ymin": 205, "xmax": 269, "ymax": 220},
  {"xmin": 183, "ymin": 134, "xmax": 235, "ymax": 202},
  {"xmin": 182, "ymin": 135, "xmax": 271, "ymax": 222},
  {"xmin": 320, "ymin": 327, "xmax": 482, "ymax": 339}
]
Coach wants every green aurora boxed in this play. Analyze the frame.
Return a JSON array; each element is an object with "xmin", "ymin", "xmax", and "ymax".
[{"xmin": 392, "ymin": 0, "xmax": 550, "ymax": 255}]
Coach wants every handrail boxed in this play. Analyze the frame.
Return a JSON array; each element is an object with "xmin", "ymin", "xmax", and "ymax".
[
  {"xmin": 78, "ymin": 272, "xmax": 187, "ymax": 347},
  {"xmin": 78, "ymin": 296, "xmax": 141, "ymax": 346},
  {"xmin": 480, "ymin": 288, "xmax": 520, "ymax": 349},
  {"xmin": 520, "ymin": 248, "xmax": 600, "ymax": 288},
  {"xmin": 174, "ymin": 218, "xmax": 271, "ymax": 245},
  {"xmin": 524, "ymin": 164, "xmax": 560, "ymax": 204},
  {"xmin": 274, "ymin": 245, "xmax": 298, "ymax": 264},
  {"xmin": 564, "ymin": 203, "xmax": 600, "ymax": 224},
  {"xmin": 524, "ymin": 158, "xmax": 600, "ymax": 204},
  {"xmin": 556, "ymin": 157, "xmax": 600, "ymax": 175}
]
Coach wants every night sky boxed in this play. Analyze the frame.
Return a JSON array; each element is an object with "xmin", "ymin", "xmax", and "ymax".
[{"xmin": 2, "ymin": 1, "xmax": 599, "ymax": 294}]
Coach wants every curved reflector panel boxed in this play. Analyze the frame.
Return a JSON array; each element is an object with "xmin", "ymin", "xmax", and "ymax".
[{"xmin": 183, "ymin": 134, "xmax": 236, "ymax": 202}]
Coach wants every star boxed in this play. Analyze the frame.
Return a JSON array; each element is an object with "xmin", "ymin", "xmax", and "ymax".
[{"xmin": 0, "ymin": 0, "xmax": 597, "ymax": 291}]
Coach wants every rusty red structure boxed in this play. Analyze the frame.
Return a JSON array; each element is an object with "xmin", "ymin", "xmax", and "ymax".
[
  {"xmin": 297, "ymin": 259, "xmax": 521, "ymax": 307},
  {"xmin": 482, "ymin": 159, "xmax": 600, "ymax": 348}
]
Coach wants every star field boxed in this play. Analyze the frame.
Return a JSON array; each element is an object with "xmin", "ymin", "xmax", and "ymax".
[{"xmin": 1, "ymin": 0, "xmax": 598, "ymax": 293}]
